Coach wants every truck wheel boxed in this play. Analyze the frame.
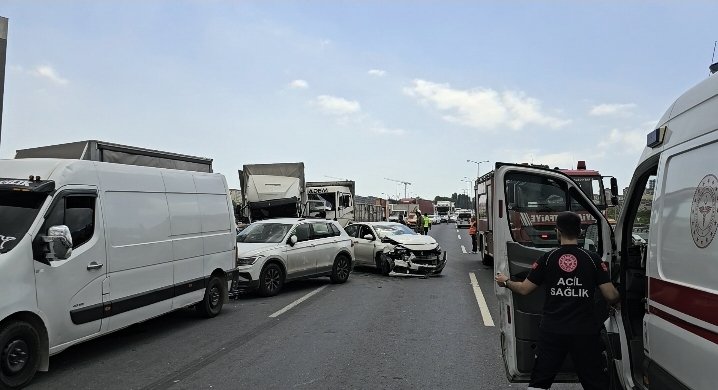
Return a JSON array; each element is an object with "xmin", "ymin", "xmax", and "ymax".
[
  {"xmin": 330, "ymin": 255, "xmax": 351, "ymax": 283},
  {"xmin": 196, "ymin": 276, "xmax": 225, "ymax": 318},
  {"xmin": 258, "ymin": 263, "xmax": 284, "ymax": 297},
  {"xmin": 0, "ymin": 321, "xmax": 41, "ymax": 389},
  {"xmin": 376, "ymin": 253, "xmax": 392, "ymax": 276}
]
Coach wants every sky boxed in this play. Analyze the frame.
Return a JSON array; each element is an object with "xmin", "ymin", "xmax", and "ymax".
[{"xmin": 1, "ymin": 1, "xmax": 717, "ymax": 199}]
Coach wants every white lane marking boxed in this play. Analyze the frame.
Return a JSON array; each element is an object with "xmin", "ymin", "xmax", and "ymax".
[
  {"xmin": 469, "ymin": 272, "xmax": 495, "ymax": 327},
  {"xmin": 456, "ymin": 229, "xmax": 459, "ymax": 233},
  {"xmin": 269, "ymin": 285, "xmax": 327, "ymax": 318},
  {"xmin": 458, "ymin": 235, "xmax": 462, "ymax": 240},
  {"xmin": 461, "ymin": 245, "xmax": 467, "ymax": 254}
]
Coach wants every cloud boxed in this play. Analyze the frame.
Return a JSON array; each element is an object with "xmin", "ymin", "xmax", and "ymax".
[
  {"xmin": 11, "ymin": 64, "xmax": 69, "ymax": 85},
  {"xmin": 368, "ymin": 69, "xmax": 386, "ymax": 77},
  {"xmin": 31, "ymin": 65, "xmax": 69, "ymax": 85},
  {"xmin": 404, "ymin": 79, "xmax": 569, "ymax": 130},
  {"xmin": 288, "ymin": 79, "xmax": 309, "ymax": 89},
  {"xmin": 370, "ymin": 124, "xmax": 406, "ymax": 136},
  {"xmin": 598, "ymin": 127, "xmax": 647, "ymax": 154},
  {"xmin": 589, "ymin": 103, "xmax": 636, "ymax": 117},
  {"xmin": 313, "ymin": 95, "xmax": 361, "ymax": 116}
]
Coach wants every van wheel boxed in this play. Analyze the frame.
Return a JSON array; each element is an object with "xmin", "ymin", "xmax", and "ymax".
[
  {"xmin": 376, "ymin": 253, "xmax": 392, "ymax": 276},
  {"xmin": 258, "ymin": 263, "xmax": 284, "ymax": 297},
  {"xmin": 197, "ymin": 276, "xmax": 225, "ymax": 318},
  {"xmin": 0, "ymin": 321, "xmax": 41, "ymax": 389},
  {"xmin": 330, "ymin": 255, "xmax": 351, "ymax": 283}
]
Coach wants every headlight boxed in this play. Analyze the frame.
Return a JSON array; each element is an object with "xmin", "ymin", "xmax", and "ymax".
[
  {"xmin": 435, "ymin": 245, "xmax": 442, "ymax": 253},
  {"xmin": 236, "ymin": 255, "xmax": 263, "ymax": 266}
]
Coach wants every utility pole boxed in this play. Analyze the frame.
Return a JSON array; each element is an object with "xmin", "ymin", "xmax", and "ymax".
[{"xmin": 0, "ymin": 17, "xmax": 8, "ymax": 149}]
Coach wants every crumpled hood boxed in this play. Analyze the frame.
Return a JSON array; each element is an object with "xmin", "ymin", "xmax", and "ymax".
[
  {"xmin": 237, "ymin": 242, "xmax": 285, "ymax": 257},
  {"xmin": 384, "ymin": 234, "xmax": 438, "ymax": 250}
]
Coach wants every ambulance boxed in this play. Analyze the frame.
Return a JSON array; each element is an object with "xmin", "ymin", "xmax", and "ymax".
[{"xmin": 491, "ymin": 70, "xmax": 718, "ymax": 390}]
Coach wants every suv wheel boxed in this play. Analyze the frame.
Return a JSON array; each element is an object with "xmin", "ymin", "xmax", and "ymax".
[
  {"xmin": 0, "ymin": 321, "xmax": 41, "ymax": 389},
  {"xmin": 259, "ymin": 263, "xmax": 284, "ymax": 297},
  {"xmin": 330, "ymin": 255, "xmax": 351, "ymax": 283}
]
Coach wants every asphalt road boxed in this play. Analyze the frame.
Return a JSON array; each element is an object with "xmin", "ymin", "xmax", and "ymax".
[{"xmin": 28, "ymin": 223, "xmax": 581, "ymax": 390}]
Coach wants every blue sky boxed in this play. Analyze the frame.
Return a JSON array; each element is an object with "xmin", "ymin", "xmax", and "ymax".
[{"xmin": 1, "ymin": 1, "xmax": 717, "ymax": 198}]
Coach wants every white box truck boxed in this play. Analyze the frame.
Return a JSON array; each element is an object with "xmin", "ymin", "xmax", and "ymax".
[
  {"xmin": 238, "ymin": 162, "xmax": 306, "ymax": 222},
  {"xmin": 0, "ymin": 142, "xmax": 237, "ymax": 388},
  {"xmin": 306, "ymin": 180, "xmax": 355, "ymax": 226}
]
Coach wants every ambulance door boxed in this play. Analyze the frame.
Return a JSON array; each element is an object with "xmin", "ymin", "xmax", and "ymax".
[{"xmin": 492, "ymin": 164, "xmax": 613, "ymax": 382}]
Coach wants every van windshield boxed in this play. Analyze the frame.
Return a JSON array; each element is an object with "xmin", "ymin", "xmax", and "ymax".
[
  {"xmin": 0, "ymin": 191, "xmax": 47, "ymax": 254},
  {"xmin": 237, "ymin": 223, "xmax": 292, "ymax": 243}
]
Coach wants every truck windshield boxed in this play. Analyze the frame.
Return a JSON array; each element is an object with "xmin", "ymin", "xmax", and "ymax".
[
  {"xmin": 572, "ymin": 176, "xmax": 606, "ymax": 209},
  {"xmin": 0, "ymin": 191, "xmax": 47, "ymax": 254},
  {"xmin": 237, "ymin": 223, "xmax": 292, "ymax": 243}
]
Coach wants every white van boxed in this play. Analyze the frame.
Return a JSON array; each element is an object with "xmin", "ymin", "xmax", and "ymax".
[
  {"xmin": 604, "ymin": 72, "xmax": 718, "ymax": 390},
  {"xmin": 0, "ymin": 158, "xmax": 238, "ymax": 388},
  {"xmin": 491, "ymin": 72, "xmax": 718, "ymax": 390}
]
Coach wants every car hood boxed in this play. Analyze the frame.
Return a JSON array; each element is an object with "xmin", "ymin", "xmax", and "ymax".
[
  {"xmin": 237, "ymin": 242, "xmax": 285, "ymax": 257},
  {"xmin": 383, "ymin": 234, "xmax": 438, "ymax": 250}
]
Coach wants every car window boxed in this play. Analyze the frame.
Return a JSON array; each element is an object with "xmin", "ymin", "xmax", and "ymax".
[
  {"xmin": 359, "ymin": 225, "xmax": 374, "ymax": 239},
  {"xmin": 293, "ymin": 223, "xmax": 312, "ymax": 242},
  {"xmin": 311, "ymin": 222, "xmax": 332, "ymax": 239},
  {"xmin": 344, "ymin": 224, "xmax": 359, "ymax": 237}
]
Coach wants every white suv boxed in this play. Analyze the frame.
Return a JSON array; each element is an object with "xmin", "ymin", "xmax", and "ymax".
[{"xmin": 234, "ymin": 218, "xmax": 354, "ymax": 296}]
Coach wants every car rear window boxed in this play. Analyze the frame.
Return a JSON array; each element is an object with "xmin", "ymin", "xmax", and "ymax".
[{"xmin": 459, "ymin": 213, "xmax": 471, "ymax": 218}]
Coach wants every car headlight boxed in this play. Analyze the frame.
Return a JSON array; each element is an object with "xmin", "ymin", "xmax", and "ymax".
[{"xmin": 236, "ymin": 255, "xmax": 264, "ymax": 266}]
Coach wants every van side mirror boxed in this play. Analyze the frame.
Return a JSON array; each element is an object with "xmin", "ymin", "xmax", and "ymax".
[
  {"xmin": 42, "ymin": 225, "xmax": 73, "ymax": 260},
  {"xmin": 610, "ymin": 177, "xmax": 619, "ymax": 206},
  {"xmin": 288, "ymin": 235, "xmax": 298, "ymax": 246}
]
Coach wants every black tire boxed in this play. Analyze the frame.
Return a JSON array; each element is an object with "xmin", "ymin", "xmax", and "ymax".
[
  {"xmin": 601, "ymin": 330, "xmax": 622, "ymax": 390},
  {"xmin": 330, "ymin": 255, "xmax": 351, "ymax": 283},
  {"xmin": 258, "ymin": 263, "xmax": 284, "ymax": 297},
  {"xmin": 0, "ymin": 321, "xmax": 41, "ymax": 389},
  {"xmin": 376, "ymin": 253, "xmax": 391, "ymax": 276},
  {"xmin": 196, "ymin": 276, "xmax": 225, "ymax": 318}
]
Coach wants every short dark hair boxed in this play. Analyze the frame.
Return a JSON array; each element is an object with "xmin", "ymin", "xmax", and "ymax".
[{"xmin": 556, "ymin": 211, "xmax": 581, "ymax": 239}]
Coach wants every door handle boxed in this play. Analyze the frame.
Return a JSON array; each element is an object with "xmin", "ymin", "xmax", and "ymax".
[{"xmin": 87, "ymin": 262, "xmax": 104, "ymax": 270}]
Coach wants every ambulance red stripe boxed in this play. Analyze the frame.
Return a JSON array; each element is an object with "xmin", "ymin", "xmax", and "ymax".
[
  {"xmin": 649, "ymin": 278, "xmax": 718, "ymax": 327},
  {"xmin": 648, "ymin": 306, "xmax": 718, "ymax": 345}
]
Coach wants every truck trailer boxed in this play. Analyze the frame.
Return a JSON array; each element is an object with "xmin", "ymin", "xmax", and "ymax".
[{"xmin": 238, "ymin": 162, "xmax": 306, "ymax": 222}]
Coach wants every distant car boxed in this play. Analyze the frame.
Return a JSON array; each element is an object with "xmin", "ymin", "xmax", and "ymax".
[
  {"xmin": 439, "ymin": 214, "xmax": 449, "ymax": 223},
  {"xmin": 449, "ymin": 214, "xmax": 457, "ymax": 223},
  {"xmin": 456, "ymin": 212, "xmax": 472, "ymax": 228},
  {"xmin": 234, "ymin": 218, "xmax": 354, "ymax": 296},
  {"xmin": 632, "ymin": 233, "xmax": 647, "ymax": 245},
  {"xmin": 344, "ymin": 222, "xmax": 446, "ymax": 275},
  {"xmin": 428, "ymin": 214, "xmax": 441, "ymax": 224}
]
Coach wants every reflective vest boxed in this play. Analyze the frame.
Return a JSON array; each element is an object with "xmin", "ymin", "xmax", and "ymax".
[{"xmin": 423, "ymin": 216, "xmax": 431, "ymax": 227}]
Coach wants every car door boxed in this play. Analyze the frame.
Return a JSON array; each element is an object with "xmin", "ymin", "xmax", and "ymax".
[
  {"xmin": 354, "ymin": 225, "xmax": 376, "ymax": 266},
  {"xmin": 285, "ymin": 223, "xmax": 315, "ymax": 279},
  {"xmin": 32, "ymin": 188, "xmax": 108, "ymax": 347},
  {"xmin": 492, "ymin": 164, "xmax": 613, "ymax": 382},
  {"xmin": 310, "ymin": 222, "xmax": 336, "ymax": 273}
]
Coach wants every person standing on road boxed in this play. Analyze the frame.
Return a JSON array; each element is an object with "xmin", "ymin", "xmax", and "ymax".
[
  {"xmin": 494, "ymin": 211, "xmax": 620, "ymax": 390},
  {"xmin": 469, "ymin": 216, "xmax": 478, "ymax": 253},
  {"xmin": 422, "ymin": 214, "xmax": 431, "ymax": 235}
]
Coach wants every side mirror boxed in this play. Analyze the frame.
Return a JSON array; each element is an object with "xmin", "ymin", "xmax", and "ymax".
[
  {"xmin": 610, "ymin": 177, "xmax": 619, "ymax": 206},
  {"xmin": 363, "ymin": 234, "xmax": 375, "ymax": 241},
  {"xmin": 288, "ymin": 235, "xmax": 298, "ymax": 246},
  {"xmin": 42, "ymin": 225, "xmax": 73, "ymax": 260}
]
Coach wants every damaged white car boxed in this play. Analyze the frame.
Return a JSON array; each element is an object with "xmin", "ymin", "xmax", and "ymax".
[{"xmin": 344, "ymin": 222, "xmax": 446, "ymax": 275}]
